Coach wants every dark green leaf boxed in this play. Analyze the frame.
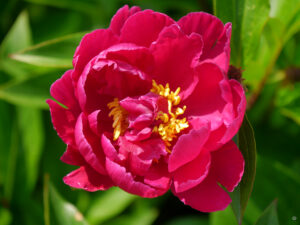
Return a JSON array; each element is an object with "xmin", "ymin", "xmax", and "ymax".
[
  {"xmin": 254, "ymin": 200, "xmax": 279, "ymax": 225},
  {"xmin": 230, "ymin": 115, "xmax": 256, "ymax": 224},
  {"xmin": 17, "ymin": 106, "xmax": 44, "ymax": 192}
]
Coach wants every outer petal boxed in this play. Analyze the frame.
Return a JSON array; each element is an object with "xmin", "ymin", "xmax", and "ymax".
[
  {"xmin": 63, "ymin": 165, "xmax": 113, "ymax": 192},
  {"xmin": 60, "ymin": 146, "xmax": 85, "ymax": 166},
  {"xmin": 120, "ymin": 10, "xmax": 175, "ymax": 47},
  {"xmin": 75, "ymin": 113, "xmax": 107, "ymax": 175},
  {"xmin": 47, "ymin": 99, "xmax": 77, "ymax": 147},
  {"xmin": 72, "ymin": 29, "xmax": 119, "ymax": 82},
  {"xmin": 172, "ymin": 174, "xmax": 231, "ymax": 212},
  {"xmin": 106, "ymin": 158, "xmax": 166, "ymax": 198},
  {"xmin": 150, "ymin": 24, "xmax": 203, "ymax": 100},
  {"xmin": 172, "ymin": 149, "xmax": 211, "ymax": 193},
  {"xmin": 110, "ymin": 5, "xmax": 141, "ymax": 35},
  {"xmin": 211, "ymin": 140, "xmax": 244, "ymax": 192},
  {"xmin": 178, "ymin": 12, "xmax": 231, "ymax": 73},
  {"xmin": 168, "ymin": 127, "xmax": 210, "ymax": 172},
  {"xmin": 184, "ymin": 62, "xmax": 234, "ymax": 131},
  {"xmin": 50, "ymin": 70, "xmax": 80, "ymax": 113}
]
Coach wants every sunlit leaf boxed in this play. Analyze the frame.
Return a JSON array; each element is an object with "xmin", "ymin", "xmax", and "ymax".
[
  {"xmin": 0, "ymin": 72, "xmax": 61, "ymax": 108},
  {"xmin": 49, "ymin": 181, "xmax": 88, "ymax": 225},
  {"xmin": 0, "ymin": 207, "xmax": 12, "ymax": 225},
  {"xmin": 86, "ymin": 187, "xmax": 137, "ymax": 224},
  {"xmin": 10, "ymin": 32, "xmax": 85, "ymax": 68},
  {"xmin": 210, "ymin": 206, "xmax": 237, "ymax": 225},
  {"xmin": 254, "ymin": 200, "xmax": 279, "ymax": 225}
]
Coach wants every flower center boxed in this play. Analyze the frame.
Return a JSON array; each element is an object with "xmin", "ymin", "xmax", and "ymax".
[
  {"xmin": 107, "ymin": 80, "xmax": 189, "ymax": 149},
  {"xmin": 107, "ymin": 98, "xmax": 129, "ymax": 140},
  {"xmin": 151, "ymin": 80, "xmax": 189, "ymax": 152}
]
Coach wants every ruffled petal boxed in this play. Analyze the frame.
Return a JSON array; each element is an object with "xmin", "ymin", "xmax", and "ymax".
[
  {"xmin": 120, "ymin": 10, "xmax": 174, "ymax": 47},
  {"xmin": 60, "ymin": 146, "xmax": 85, "ymax": 166},
  {"xmin": 172, "ymin": 174, "xmax": 231, "ymax": 212},
  {"xmin": 75, "ymin": 113, "xmax": 107, "ymax": 174},
  {"xmin": 63, "ymin": 165, "xmax": 113, "ymax": 192},
  {"xmin": 178, "ymin": 12, "xmax": 231, "ymax": 73},
  {"xmin": 72, "ymin": 29, "xmax": 119, "ymax": 82},
  {"xmin": 184, "ymin": 62, "xmax": 234, "ymax": 130},
  {"xmin": 172, "ymin": 149, "xmax": 211, "ymax": 193},
  {"xmin": 150, "ymin": 24, "xmax": 203, "ymax": 100},
  {"xmin": 168, "ymin": 127, "xmax": 210, "ymax": 172},
  {"xmin": 110, "ymin": 5, "xmax": 141, "ymax": 35},
  {"xmin": 211, "ymin": 140, "xmax": 244, "ymax": 192},
  {"xmin": 106, "ymin": 158, "xmax": 166, "ymax": 198},
  {"xmin": 47, "ymin": 99, "xmax": 77, "ymax": 146},
  {"xmin": 98, "ymin": 43, "xmax": 155, "ymax": 74}
]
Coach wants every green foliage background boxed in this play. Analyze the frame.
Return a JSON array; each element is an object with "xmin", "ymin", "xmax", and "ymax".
[{"xmin": 0, "ymin": 0, "xmax": 299, "ymax": 224}]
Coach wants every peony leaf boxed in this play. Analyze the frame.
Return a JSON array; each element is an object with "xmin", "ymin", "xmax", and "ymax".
[
  {"xmin": 254, "ymin": 200, "xmax": 279, "ymax": 225},
  {"xmin": 17, "ymin": 106, "xmax": 44, "ymax": 193},
  {"xmin": 230, "ymin": 115, "xmax": 256, "ymax": 225},
  {"xmin": 47, "ymin": 178, "xmax": 88, "ymax": 225},
  {"xmin": 10, "ymin": 32, "xmax": 86, "ymax": 68},
  {"xmin": 241, "ymin": 0, "xmax": 270, "ymax": 66},
  {"xmin": 86, "ymin": 187, "xmax": 137, "ymax": 224},
  {"xmin": 210, "ymin": 206, "xmax": 237, "ymax": 225},
  {"xmin": 213, "ymin": 0, "xmax": 244, "ymax": 66},
  {"xmin": 0, "ymin": 72, "xmax": 61, "ymax": 108}
]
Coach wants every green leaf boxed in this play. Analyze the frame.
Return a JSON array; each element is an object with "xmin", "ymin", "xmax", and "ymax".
[
  {"xmin": 165, "ymin": 216, "xmax": 209, "ymax": 225},
  {"xmin": 0, "ymin": 72, "xmax": 61, "ymax": 108},
  {"xmin": 49, "ymin": 181, "xmax": 88, "ymax": 225},
  {"xmin": 0, "ymin": 207, "xmax": 12, "ymax": 225},
  {"xmin": 213, "ymin": 0, "xmax": 245, "ymax": 66},
  {"xmin": 210, "ymin": 206, "xmax": 238, "ymax": 225},
  {"xmin": 86, "ymin": 187, "xmax": 137, "ymax": 224},
  {"xmin": 254, "ymin": 200, "xmax": 279, "ymax": 225},
  {"xmin": 10, "ymin": 32, "xmax": 86, "ymax": 68},
  {"xmin": 230, "ymin": 115, "xmax": 256, "ymax": 224},
  {"xmin": 0, "ymin": 11, "xmax": 32, "ymax": 56},
  {"xmin": 242, "ymin": 0, "xmax": 270, "ymax": 66},
  {"xmin": 17, "ymin": 106, "xmax": 44, "ymax": 192}
]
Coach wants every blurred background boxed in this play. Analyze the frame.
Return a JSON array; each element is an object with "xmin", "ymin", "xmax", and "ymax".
[{"xmin": 0, "ymin": 0, "xmax": 299, "ymax": 224}]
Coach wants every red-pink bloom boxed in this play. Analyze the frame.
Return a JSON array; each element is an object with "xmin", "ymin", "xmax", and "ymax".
[{"xmin": 47, "ymin": 5, "xmax": 246, "ymax": 212}]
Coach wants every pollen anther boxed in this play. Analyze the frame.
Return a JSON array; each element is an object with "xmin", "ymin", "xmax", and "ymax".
[
  {"xmin": 107, "ymin": 98, "xmax": 129, "ymax": 141},
  {"xmin": 151, "ymin": 80, "xmax": 189, "ymax": 150}
]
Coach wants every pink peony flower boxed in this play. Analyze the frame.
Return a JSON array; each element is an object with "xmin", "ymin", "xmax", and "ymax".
[{"xmin": 47, "ymin": 5, "xmax": 246, "ymax": 212}]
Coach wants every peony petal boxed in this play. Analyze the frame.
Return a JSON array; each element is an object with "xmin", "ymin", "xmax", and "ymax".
[
  {"xmin": 184, "ymin": 62, "xmax": 234, "ymax": 130},
  {"xmin": 75, "ymin": 113, "xmax": 107, "ymax": 175},
  {"xmin": 47, "ymin": 99, "xmax": 76, "ymax": 146},
  {"xmin": 172, "ymin": 174, "xmax": 231, "ymax": 212},
  {"xmin": 72, "ymin": 29, "xmax": 119, "ymax": 82},
  {"xmin": 106, "ymin": 158, "xmax": 166, "ymax": 198},
  {"xmin": 211, "ymin": 140, "xmax": 244, "ymax": 192},
  {"xmin": 101, "ymin": 134, "xmax": 121, "ymax": 162},
  {"xmin": 60, "ymin": 146, "xmax": 85, "ymax": 166},
  {"xmin": 88, "ymin": 110, "xmax": 113, "ymax": 136},
  {"xmin": 124, "ymin": 128, "xmax": 152, "ymax": 142},
  {"xmin": 110, "ymin": 5, "xmax": 141, "ymax": 35},
  {"xmin": 172, "ymin": 149, "xmax": 211, "ymax": 193},
  {"xmin": 120, "ymin": 9, "xmax": 174, "ymax": 47},
  {"xmin": 50, "ymin": 70, "xmax": 80, "ymax": 113},
  {"xmin": 168, "ymin": 126, "xmax": 210, "ymax": 172},
  {"xmin": 63, "ymin": 165, "xmax": 113, "ymax": 192},
  {"xmin": 98, "ymin": 43, "xmax": 155, "ymax": 74},
  {"xmin": 178, "ymin": 12, "xmax": 231, "ymax": 73},
  {"xmin": 150, "ymin": 24, "xmax": 203, "ymax": 100},
  {"xmin": 144, "ymin": 161, "xmax": 171, "ymax": 190}
]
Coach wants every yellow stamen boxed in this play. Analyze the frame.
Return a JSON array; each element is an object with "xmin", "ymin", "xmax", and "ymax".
[
  {"xmin": 107, "ymin": 98, "xmax": 129, "ymax": 140},
  {"xmin": 151, "ymin": 80, "xmax": 189, "ymax": 150}
]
